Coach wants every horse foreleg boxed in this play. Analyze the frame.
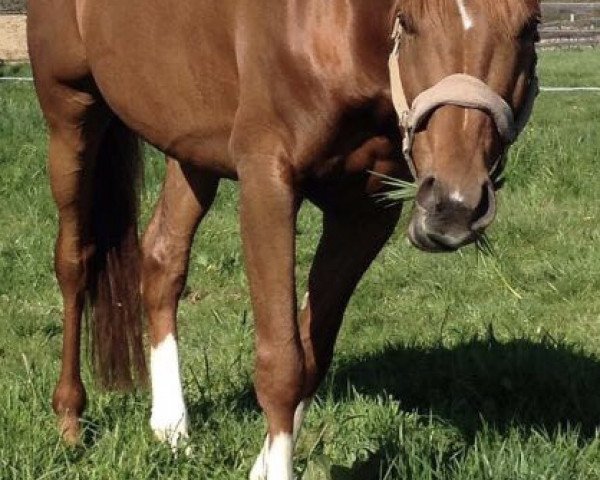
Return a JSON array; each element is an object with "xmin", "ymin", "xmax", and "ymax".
[
  {"xmin": 238, "ymin": 158, "xmax": 303, "ymax": 480},
  {"xmin": 296, "ymin": 204, "xmax": 402, "ymax": 433},
  {"xmin": 141, "ymin": 159, "xmax": 219, "ymax": 449}
]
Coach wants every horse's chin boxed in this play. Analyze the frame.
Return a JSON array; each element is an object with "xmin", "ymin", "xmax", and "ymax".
[{"xmin": 408, "ymin": 215, "xmax": 477, "ymax": 253}]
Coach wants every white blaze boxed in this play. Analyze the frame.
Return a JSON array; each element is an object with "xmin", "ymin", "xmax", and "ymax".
[
  {"xmin": 150, "ymin": 334, "xmax": 189, "ymax": 449},
  {"xmin": 457, "ymin": 0, "xmax": 474, "ymax": 30}
]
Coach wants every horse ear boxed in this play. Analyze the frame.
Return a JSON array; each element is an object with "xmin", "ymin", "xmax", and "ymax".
[{"xmin": 529, "ymin": 0, "xmax": 542, "ymax": 18}]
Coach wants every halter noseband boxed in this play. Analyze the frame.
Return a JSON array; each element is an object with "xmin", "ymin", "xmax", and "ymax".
[{"xmin": 388, "ymin": 16, "xmax": 539, "ymax": 184}]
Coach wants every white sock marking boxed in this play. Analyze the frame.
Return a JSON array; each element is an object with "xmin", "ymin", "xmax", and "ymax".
[
  {"xmin": 266, "ymin": 434, "xmax": 294, "ymax": 480},
  {"xmin": 457, "ymin": 0, "xmax": 474, "ymax": 31},
  {"xmin": 250, "ymin": 434, "xmax": 293, "ymax": 480},
  {"xmin": 150, "ymin": 333, "xmax": 189, "ymax": 450},
  {"xmin": 250, "ymin": 436, "xmax": 269, "ymax": 480},
  {"xmin": 293, "ymin": 399, "xmax": 310, "ymax": 441},
  {"xmin": 250, "ymin": 399, "xmax": 311, "ymax": 479}
]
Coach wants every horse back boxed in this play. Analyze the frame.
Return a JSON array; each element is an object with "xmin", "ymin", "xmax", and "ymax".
[{"xmin": 29, "ymin": 0, "xmax": 395, "ymax": 181}]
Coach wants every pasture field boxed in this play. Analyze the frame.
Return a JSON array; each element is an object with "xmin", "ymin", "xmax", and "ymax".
[{"xmin": 1, "ymin": 50, "xmax": 600, "ymax": 479}]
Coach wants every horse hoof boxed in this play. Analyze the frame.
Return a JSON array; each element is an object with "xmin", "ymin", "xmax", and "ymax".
[
  {"xmin": 150, "ymin": 412, "xmax": 190, "ymax": 452},
  {"xmin": 58, "ymin": 413, "xmax": 80, "ymax": 445}
]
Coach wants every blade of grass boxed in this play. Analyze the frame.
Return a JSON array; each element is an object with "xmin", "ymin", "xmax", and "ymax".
[
  {"xmin": 369, "ymin": 171, "xmax": 417, "ymax": 204},
  {"xmin": 475, "ymin": 233, "xmax": 523, "ymax": 300}
]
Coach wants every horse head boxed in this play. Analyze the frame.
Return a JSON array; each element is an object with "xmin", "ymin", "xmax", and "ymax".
[{"xmin": 390, "ymin": 0, "xmax": 540, "ymax": 252}]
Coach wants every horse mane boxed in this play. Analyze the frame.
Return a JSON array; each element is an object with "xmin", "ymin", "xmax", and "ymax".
[{"xmin": 397, "ymin": 0, "xmax": 541, "ymax": 36}]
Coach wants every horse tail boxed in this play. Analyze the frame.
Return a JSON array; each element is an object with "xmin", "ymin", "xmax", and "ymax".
[{"xmin": 87, "ymin": 117, "xmax": 147, "ymax": 390}]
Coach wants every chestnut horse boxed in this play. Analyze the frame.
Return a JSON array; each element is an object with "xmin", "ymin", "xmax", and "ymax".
[{"xmin": 28, "ymin": 0, "xmax": 540, "ymax": 477}]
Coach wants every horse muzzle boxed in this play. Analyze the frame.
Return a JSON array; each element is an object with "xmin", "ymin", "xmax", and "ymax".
[{"xmin": 408, "ymin": 176, "xmax": 496, "ymax": 253}]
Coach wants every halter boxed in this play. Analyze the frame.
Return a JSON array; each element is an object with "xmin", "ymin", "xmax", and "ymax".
[{"xmin": 388, "ymin": 16, "xmax": 539, "ymax": 184}]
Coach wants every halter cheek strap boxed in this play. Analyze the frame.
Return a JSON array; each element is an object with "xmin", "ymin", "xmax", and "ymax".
[{"xmin": 388, "ymin": 17, "xmax": 539, "ymax": 181}]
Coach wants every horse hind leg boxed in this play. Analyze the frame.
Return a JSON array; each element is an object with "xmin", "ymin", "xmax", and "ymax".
[
  {"xmin": 31, "ymin": 0, "xmax": 147, "ymax": 442},
  {"xmin": 141, "ymin": 159, "xmax": 219, "ymax": 449},
  {"xmin": 38, "ymin": 76, "xmax": 148, "ymax": 444},
  {"xmin": 42, "ymin": 84, "xmax": 110, "ymax": 443}
]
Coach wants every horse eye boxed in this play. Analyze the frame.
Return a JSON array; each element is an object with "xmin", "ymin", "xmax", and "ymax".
[
  {"xmin": 398, "ymin": 14, "xmax": 417, "ymax": 34},
  {"xmin": 398, "ymin": 14, "xmax": 408, "ymax": 29}
]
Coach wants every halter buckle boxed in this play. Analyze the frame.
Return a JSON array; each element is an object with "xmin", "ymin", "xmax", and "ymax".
[{"xmin": 391, "ymin": 15, "xmax": 403, "ymax": 56}]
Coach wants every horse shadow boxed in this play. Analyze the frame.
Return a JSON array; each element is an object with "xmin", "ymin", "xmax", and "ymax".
[
  {"xmin": 313, "ymin": 328, "xmax": 600, "ymax": 478},
  {"xmin": 182, "ymin": 328, "xmax": 600, "ymax": 478}
]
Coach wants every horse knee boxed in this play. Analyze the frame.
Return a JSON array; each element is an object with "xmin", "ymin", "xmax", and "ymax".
[
  {"xmin": 255, "ymin": 343, "xmax": 304, "ymax": 431},
  {"xmin": 54, "ymin": 246, "xmax": 88, "ymax": 299},
  {"xmin": 141, "ymin": 235, "xmax": 188, "ymax": 311}
]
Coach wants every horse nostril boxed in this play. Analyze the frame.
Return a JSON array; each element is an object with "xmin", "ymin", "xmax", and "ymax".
[
  {"xmin": 416, "ymin": 176, "xmax": 439, "ymax": 212},
  {"xmin": 470, "ymin": 180, "xmax": 496, "ymax": 232}
]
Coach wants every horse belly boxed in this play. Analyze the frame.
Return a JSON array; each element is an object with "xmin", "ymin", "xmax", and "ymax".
[{"xmin": 80, "ymin": 0, "xmax": 239, "ymax": 174}]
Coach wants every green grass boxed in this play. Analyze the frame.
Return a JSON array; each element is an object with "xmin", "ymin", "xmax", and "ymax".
[{"xmin": 1, "ymin": 50, "xmax": 600, "ymax": 479}]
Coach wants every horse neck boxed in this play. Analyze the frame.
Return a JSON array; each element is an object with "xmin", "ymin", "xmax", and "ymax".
[{"xmin": 288, "ymin": 0, "xmax": 397, "ymax": 99}]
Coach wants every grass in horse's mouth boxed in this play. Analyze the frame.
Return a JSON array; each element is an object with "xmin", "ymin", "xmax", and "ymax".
[
  {"xmin": 370, "ymin": 172, "xmax": 522, "ymax": 300},
  {"xmin": 474, "ymin": 231, "xmax": 495, "ymax": 257},
  {"xmin": 369, "ymin": 171, "xmax": 418, "ymax": 205},
  {"xmin": 475, "ymin": 232, "xmax": 523, "ymax": 300}
]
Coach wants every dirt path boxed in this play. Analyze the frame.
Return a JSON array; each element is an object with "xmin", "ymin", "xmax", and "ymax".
[{"xmin": 0, "ymin": 15, "xmax": 28, "ymax": 62}]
